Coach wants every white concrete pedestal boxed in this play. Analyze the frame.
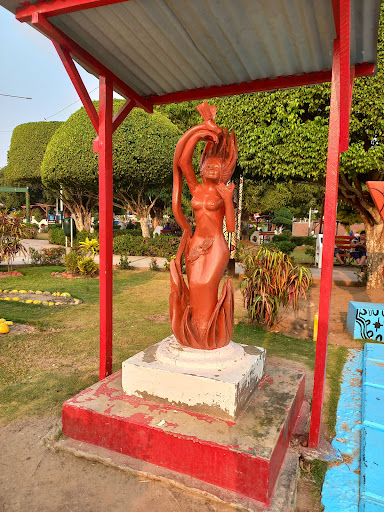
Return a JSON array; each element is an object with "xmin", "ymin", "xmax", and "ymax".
[{"xmin": 122, "ymin": 335, "xmax": 266, "ymax": 420}]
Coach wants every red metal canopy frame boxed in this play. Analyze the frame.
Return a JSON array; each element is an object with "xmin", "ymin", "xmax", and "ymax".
[{"xmin": 15, "ymin": 0, "xmax": 375, "ymax": 449}]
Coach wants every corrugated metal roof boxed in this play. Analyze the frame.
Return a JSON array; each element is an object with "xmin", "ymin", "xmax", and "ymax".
[{"xmin": 1, "ymin": 0, "xmax": 381, "ymax": 99}]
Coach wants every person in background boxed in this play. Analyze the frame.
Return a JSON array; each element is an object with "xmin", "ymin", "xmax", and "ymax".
[
  {"xmin": 350, "ymin": 230, "xmax": 367, "ymax": 267},
  {"xmin": 334, "ymin": 245, "xmax": 346, "ymax": 265}
]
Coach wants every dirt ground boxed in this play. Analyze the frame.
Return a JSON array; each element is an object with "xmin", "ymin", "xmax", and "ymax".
[
  {"xmin": 2, "ymin": 282, "xmax": 382, "ymax": 512},
  {"xmin": 276, "ymin": 283, "xmax": 384, "ymax": 347}
]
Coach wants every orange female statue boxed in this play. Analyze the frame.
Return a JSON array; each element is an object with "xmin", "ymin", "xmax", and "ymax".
[{"xmin": 169, "ymin": 101, "xmax": 237, "ymax": 350}]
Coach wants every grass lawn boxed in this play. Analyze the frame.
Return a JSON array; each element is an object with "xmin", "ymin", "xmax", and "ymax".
[{"xmin": 0, "ymin": 266, "xmax": 346, "ymax": 440}]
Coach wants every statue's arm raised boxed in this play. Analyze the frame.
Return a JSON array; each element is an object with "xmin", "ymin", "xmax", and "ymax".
[{"xmin": 173, "ymin": 122, "xmax": 221, "ymax": 234}]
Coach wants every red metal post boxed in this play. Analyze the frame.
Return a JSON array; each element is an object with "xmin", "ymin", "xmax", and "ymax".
[
  {"xmin": 309, "ymin": 0, "xmax": 352, "ymax": 448},
  {"xmin": 53, "ymin": 43, "xmax": 99, "ymax": 133},
  {"xmin": 98, "ymin": 75, "xmax": 114, "ymax": 380}
]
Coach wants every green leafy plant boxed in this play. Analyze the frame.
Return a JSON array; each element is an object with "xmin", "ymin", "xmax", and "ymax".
[
  {"xmin": 64, "ymin": 251, "xmax": 80, "ymax": 274},
  {"xmin": 29, "ymin": 247, "xmax": 65, "ymax": 266},
  {"xmin": 49, "ymin": 227, "xmax": 66, "ymax": 246},
  {"xmin": 241, "ymin": 246, "xmax": 312, "ymax": 328},
  {"xmin": 79, "ymin": 237, "xmax": 99, "ymax": 257},
  {"xmin": 119, "ymin": 253, "xmax": 133, "ymax": 270},
  {"xmin": 77, "ymin": 256, "xmax": 99, "ymax": 276}
]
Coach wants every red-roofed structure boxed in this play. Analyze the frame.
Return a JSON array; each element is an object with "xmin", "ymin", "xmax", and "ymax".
[{"xmin": 1, "ymin": 0, "xmax": 381, "ymax": 450}]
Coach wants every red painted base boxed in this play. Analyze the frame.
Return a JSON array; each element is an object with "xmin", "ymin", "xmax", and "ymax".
[{"xmin": 62, "ymin": 364, "xmax": 305, "ymax": 505}]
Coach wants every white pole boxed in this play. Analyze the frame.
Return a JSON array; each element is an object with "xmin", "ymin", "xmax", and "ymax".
[
  {"xmin": 70, "ymin": 218, "xmax": 73, "ymax": 248},
  {"xmin": 308, "ymin": 208, "xmax": 312, "ymax": 235}
]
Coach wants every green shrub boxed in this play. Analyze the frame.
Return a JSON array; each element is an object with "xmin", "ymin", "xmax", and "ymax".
[
  {"xmin": 265, "ymin": 240, "xmax": 296, "ymax": 255},
  {"xmin": 64, "ymin": 251, "xmax": 80, "ymax": 274},
  {"xmin": 291, "ymin": 236, "xmax": 316, "ymax": 247},
  {"xmin": 75, "ymin": 230, "xmax": 99, "ymax": 243},
  {"xmin": 49, "ymin": 227, "xmax": 65, "ymax": 245},
  {"xmin": 241, "ymin": 247, "xmax": 312, "ymax": 328},
  {"xmin": 77, "ymin": 256, "xmax": 99, "ymax": 276},
  {"xmin": 113, "ymin": 234, "xmax": 180, "ymax": 258},
  {"xmin": 119, "ymin": 253, "xmax": 133, "ymax": 270},
  {"xmin": 29, "ymin": 247, "xmax": 65, "ymax": 266}
]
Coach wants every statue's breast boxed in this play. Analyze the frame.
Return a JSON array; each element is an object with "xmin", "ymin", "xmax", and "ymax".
[
  {"xmin": 204, "ymin": 198, "xmax": 224, "ymax": 211},
  {"xmin": 191, "ymin": 197, "xmax": 203, "ymax": 210}
]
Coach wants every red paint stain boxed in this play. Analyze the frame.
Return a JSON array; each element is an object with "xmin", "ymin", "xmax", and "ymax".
[
  {"xmin": 258, "ymin": 375, "xmax": 271, "ymax": 388},
  {"xmin": 104, "ymin": 405, "xmax": 115, "ymax": 414},
  {"xmin": 127, "ymin": 412, "xmax": 153, "ymax": 425}
]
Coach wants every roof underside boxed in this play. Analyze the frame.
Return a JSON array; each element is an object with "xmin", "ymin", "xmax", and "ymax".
[{"xmin": 2, "ymin": 0, "xmax": 381, "ymax": 101}]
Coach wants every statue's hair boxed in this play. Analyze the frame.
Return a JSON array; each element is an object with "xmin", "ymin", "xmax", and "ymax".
[{"xmin": 200, "ymin": 127, "xmax": 237, "ymax": 183}]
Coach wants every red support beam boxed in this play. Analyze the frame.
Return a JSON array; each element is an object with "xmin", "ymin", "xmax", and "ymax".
[
  {"xmin": 16, "ymin": 0, "xmax": 132, "ymax": 22},
  {"xmin": 112, "ymin": 99, "xmax": 135, "ymax": 132},
  {"xmin": 309, "ymin": 0, "xmax": 352, "ymax": 449},
  {"xmin": 338, "ymin": 0, "xmax": 351, "ymax": 151},
  {"xmin": 147, "ymin": 62, "xmax": 373, "ymax": 106},
  {"xmin": 30, "ymin": 13, "xmax": 153, "ymax": 113},
  {"xmin": 98, "ymin": 74, "xmax": 114, "ymax": 380},
  {"xmin": 93, "ymin": 99, "xmax": 135, "ymax": 152},
  {"xmin": 53, "ymin": 43, "xmax": 99, "ymax": 133}
]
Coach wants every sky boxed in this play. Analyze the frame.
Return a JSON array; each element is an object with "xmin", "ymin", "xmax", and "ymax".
[{"xmin": 0, "ymin": 7, "xmax": 107, "ymax": 168}]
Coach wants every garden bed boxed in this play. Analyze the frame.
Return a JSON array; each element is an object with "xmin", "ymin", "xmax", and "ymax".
[{"xmin": 0, "ymin": 288, "xmax": 82, "ymax": 306}]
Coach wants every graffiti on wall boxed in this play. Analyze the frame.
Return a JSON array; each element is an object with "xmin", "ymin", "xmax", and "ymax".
[{"xmin": 355, "ymin": 308, "xmax": 384, "ymax": 341}]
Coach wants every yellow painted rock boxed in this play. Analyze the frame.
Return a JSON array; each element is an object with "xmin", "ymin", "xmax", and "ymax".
[
  {"xmin": 12, "ymin": 297, "xmax": 20, "ymax": 301},
  {"xmin": 61, "ymin": 293, "xmax": 71, "ymax": 297},
  {"xmin": 48, "ymin": 302, "xmax": 55, "ymax": 306},
  {"xmin": 0, "ymin": 323, "xmax": 9, "ymax": 334},
  {"xmin": 5, "ymin": 321, "xmax": 13, "ymax": 325},
  {"xmin": 35, "ymin": 291, "xmax": 42, "ymax": 294},
  {"xmin": 19, "ymin": 290, "xmax": 27, "ymax": 294},
  {"xmin": 4, "ymin": 297, "xmax": 11, "ymax": 301},
  {"xmin": 25, "ymin": 300, "xmax": 33, "ymax": 304},
  {"xmin": 10, "ymin": 290, "xmax": 18, "ymax": 293},
  {"xmin": 0, "ymin": 318, "xmax": 6, "ymax": 323},
  {"xmin": 33, "ymin": 300, "xmax": 41, "ymax": 304}
]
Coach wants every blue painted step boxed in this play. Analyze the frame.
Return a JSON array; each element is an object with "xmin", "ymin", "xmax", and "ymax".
[
  {"xmin": 347, "ymin": 301, "xmax": 384, "ymax": 341},
  {"xmin": 360, "ymin": 344, "xmax": 384, "ymax": 511}
]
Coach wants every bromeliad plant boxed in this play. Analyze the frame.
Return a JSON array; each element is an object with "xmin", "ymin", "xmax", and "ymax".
[{"xmin": 241, "ymin": 247, "xmax": 312, "ymax": 328}]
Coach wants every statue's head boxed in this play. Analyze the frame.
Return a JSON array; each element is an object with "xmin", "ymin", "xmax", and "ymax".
[
  {"xmin": 197, "ymin": 101, "xmax": 237, "ymax": 184},
  {"xmin": 200, "ymin": 128, "xmax": 237, "ymax": 184}
]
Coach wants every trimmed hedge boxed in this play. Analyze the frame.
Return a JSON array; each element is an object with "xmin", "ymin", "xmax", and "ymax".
[{"xmin": 113, "ymin": 234, "xmax": 180, "ymax": 258}]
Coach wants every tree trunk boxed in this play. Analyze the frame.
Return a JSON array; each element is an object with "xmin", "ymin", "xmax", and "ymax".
[
  {"xmin": 366, "ymin": 220, "xmax": 384, "ymax": 289},
  {"xmin": 139, "ymin": 214, "xmax": 150, "ymax": 238},
  {"xmin": 150, "ymin": 206, "xmax": 164, "ymax": 230}
]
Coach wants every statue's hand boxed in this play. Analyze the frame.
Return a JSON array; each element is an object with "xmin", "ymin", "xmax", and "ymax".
[
  {"xmin": 196, "ymin": 128, "xmax": 220, "ymax": 144},
  {"xmin": 216, "ymin": 182, "xmax": 235, "ymax": 202}
]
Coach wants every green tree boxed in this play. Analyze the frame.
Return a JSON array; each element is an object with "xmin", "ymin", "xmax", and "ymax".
[
  {"xmin": 42, "ymin": 102, "xmax": 181, "ymax": 235},
  {"xmin": 215, "ymin": 5, "xmax": 384, "ymax": 288},
  {"xmin": 2, "ymin": 122, "xmax": 61, "ymax": 215},
  {"xmin": 5, "ymin": 122, "xmax": 62, "ymax": 185}
]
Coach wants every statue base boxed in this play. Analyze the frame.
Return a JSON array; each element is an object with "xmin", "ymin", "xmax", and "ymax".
[
  {"xmin": 121, "ymin": 335, "xmax": 266, "ymax": 421},
  {"xmin": 61, "ymin": 360, "xmax": 306, "ymax": 506}
]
